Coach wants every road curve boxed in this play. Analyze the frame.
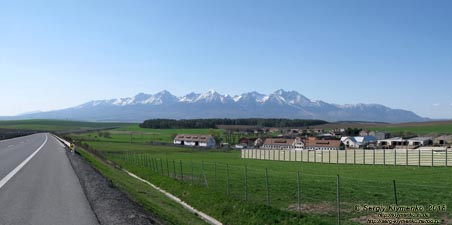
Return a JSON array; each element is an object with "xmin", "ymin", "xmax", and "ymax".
[{"xmin": 0, "ymin": 133, "xmax": 99, "ymax": 225}]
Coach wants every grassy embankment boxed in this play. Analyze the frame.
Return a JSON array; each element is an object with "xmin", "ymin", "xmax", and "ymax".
[{"xmin": 76, "ymin": 147, "xmax": 208, "ymax": 225}]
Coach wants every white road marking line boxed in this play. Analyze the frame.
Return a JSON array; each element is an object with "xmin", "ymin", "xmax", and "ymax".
[
  {"xmin": 0, "ymin": 134, "xmax": 48, "ymax": 190},
  {"xmin": 8, "ymin": 145, "xmax": 14, "ymax": 148}
]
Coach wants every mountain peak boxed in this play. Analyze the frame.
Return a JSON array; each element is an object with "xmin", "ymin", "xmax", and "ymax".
[{"xmin": 43, "ymin": 89, "xmax": 427, "ymax": 123}]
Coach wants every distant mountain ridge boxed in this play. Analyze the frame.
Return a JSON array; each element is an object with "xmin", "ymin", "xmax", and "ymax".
[{"xmin": 4, "ymin": 90, "xmax": 427, "ymax": 123}]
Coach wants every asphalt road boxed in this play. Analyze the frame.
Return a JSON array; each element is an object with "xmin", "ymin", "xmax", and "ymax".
[{"xmin": 0, "ymin": 133, "xmax": 99, "ymax": 225}]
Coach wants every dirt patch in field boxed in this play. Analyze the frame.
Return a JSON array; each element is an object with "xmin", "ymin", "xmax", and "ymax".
[{"xmin": 288, "ymin": 202, "xmax": 336, "ymax": 214}]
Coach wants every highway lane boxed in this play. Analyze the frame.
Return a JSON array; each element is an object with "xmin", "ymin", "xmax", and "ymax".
[{"xmin": 0, "ymin": 133, "xmax": 99, "ymax": 225}]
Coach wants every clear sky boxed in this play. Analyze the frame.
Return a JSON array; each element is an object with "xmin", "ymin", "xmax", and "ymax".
[{"xmin": 1, "ymin": 0, "xmax": 451, "ymax": 118}]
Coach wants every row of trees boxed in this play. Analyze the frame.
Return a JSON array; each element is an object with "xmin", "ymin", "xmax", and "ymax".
[{"xmin": 139, "ymin": 118, "xmax": 328, "ymax": 129}]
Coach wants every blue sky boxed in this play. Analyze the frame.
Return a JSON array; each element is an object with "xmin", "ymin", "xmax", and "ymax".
[{"xmin": 1, "ymin": 0, "xmax": 451, "ymax": 118}]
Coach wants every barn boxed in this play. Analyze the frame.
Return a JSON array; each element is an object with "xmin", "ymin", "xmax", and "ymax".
[{"xmin": 173, "ymin": 134, "xmax": 216, "ymax": 148}]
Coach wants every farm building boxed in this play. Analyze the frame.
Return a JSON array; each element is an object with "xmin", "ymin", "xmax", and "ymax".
[
  {"xmin": 434, "ymin": 135, "xmax": 452, "ymax": 146},
  {"xmin": 377, "ymin": 137, "xmax": 407, "ymax": 147},
  {"xmin": 262, "ymin": 137, "xmax": 304, "ymax": 150},
  {"xmin": 369, "ymin": 131, "xmax": 390, "ymax": 140},
  {"xmin": 341, "ymin": 136, "xmax": 377, "ymax": 148},
  {"xmin": 304, "ymin": 137, "xmax": 344, "ymax": 150},
  {"xmin": 407, "ymin": 137, "xmax": 433, "ymax": 147},
  {"xmin": 173, "ymin": 134, "xmax": 216, "ymax": 148}
]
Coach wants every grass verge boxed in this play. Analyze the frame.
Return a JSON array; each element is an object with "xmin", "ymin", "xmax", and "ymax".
[{"xmin": 76, "ymin": 147, "xmax": 209, "ymax": 225}]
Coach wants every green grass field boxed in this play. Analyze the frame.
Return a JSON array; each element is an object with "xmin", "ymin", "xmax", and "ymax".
[
  {"xmin": 76, "ymin": 126, "xmax": 214, "ymax": 144},
  {"xmin": 0, "ymin": 119, "xmax": 131, "ymax": 132},
  {"xmin": 72, "ymin": 135, "xmax": 452, "ymax": 225},
  {"xmin": 369, "ymin": 124, "xmax": 452, "ymax": 136}
]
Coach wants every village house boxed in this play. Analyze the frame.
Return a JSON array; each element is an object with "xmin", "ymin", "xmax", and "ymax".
[
  {"xmin": 173, "ymin": 134, "xmax": 216, "ymax": 148},
  {"xmin": 262, "ymin": 137, "xmax": 304, "ymax": 150},
  {"xmin": 304, "ymin": 137, "xmax": 344, "ymax": 150},
  {"xmin": 341, "ymin": 136, "xmax": 377, "ymax": 149}
]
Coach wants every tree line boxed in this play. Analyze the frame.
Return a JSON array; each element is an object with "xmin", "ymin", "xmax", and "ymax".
[{"xmin": 139, "ymin": 118, "xmax": 328, "ymax": 129}]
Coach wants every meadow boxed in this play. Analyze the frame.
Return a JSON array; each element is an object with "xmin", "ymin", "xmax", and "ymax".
[
  {"xmin": 73, "ymin": 135, "xmax": 452, "ymax": 225},
  {"xmin": 0, "ymin": 119, "xmax": 129, "ymax": 132}
]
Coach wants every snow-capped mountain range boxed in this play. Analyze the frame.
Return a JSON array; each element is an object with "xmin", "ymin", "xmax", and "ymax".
[{"xmin": 5, "ymin": 90, "xmax": 426, "ymax": 123}]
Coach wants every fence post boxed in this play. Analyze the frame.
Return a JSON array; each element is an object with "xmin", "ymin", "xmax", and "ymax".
[
  {"xmin": 245, "ymin": 165, "xmax": 248, "ymax": 201},
  {"xmin": 363, "ymin": 150, "xmax": 366, "ymax": 165},
  {"xmin": 273, "ymin": 150, "xmax": 275, "ymax": 161},
  {"xmin": 337, "ymin": 175, "xmax": 341, "ymax": 225},
  {"xmin": 166, "ymin": 158, "xmax": 170, "ymax": 177},
  {"xmin": 320, "ymin": 151, "xmax": 323, "ymax": 163},
  {"xmin": 393, "ymin": 180, "xmax": 398, "ymax": 205},
  {"xmin": 354, "ymin": 149, "xmax": 356, "ymax": 164},
  {"xmin": 307, "ymin": 151, "xmax": 310, "ymax": 163},
  {"xmin": 301, "ymin": 150, "xmax": 304, "ymax": 162},
  {"xmin": 265, "ymin": 168, "xmax": 270, "ymax": 206},
  {"xmin": 446, "ymin": 149, "xmax": 448, "ymax": 167},
  {"xmin": 191, "ymin": 161, "xmax": 194, "ymax": 184},
  {"xmin": 336, "ymin": 149, "xmax": 339, "ymax": 164},
  {"xmin": 297, "ymin": 171, "xmax": 301, "ymax": 214},
  {"xmin": 226, "ymin": 163, "xmax": 230, "ymax": 195},
  {"xmin": 432, "ymin": 149, "xmax": 434, "ymax": 167},
  {"xmin": 202, "ymin": 161, "xmax": 208, "ymax": 188},
  {"xmin": 383, "ymin": 149, "xmax": 386, "ymax": 166},
  {"xmin": 345, "ymin": 150, "xmax": 347, "ymax": 164},
  {"xmin": 289, "ymin": 150, "xmax": 292, "ymax": 161},
  {"xmin": 214, "ymin": 162, "xmax": 217, "ymax": 190},
  {"xmin": 394, "ymin": 149, "xmax": 397, "ymax": 166},
  {"xmin": 315, "ymin": 150, "xmax": 317, "ymax": 163},
  {"xmin": 154, "ymin": 158, "xmax": 158, "ymax": 171},
  {"xmin": 329, "ymin": 150, "xmax": 331, "ymax": 164},
  {"xmin": 373, "ymin": 149, "xmax": 375, "ymax": 165},
  {"xmin": 160, "ymin": 159, "xmax": 163, "ymax": 176},
  {"xmin": 173, "ymin": 160, "xmax": 176, "ymax": 178},
  {"xmin": 180, "ymin": 160, "xmax": 183, "ymax": 180},
  {"xmin": 406, "ymin": 149, "xmax": 408, "ymax": 166},
  {"xmin": 418, "ymin": 149, "xmax": 421, "ymax": 167}
]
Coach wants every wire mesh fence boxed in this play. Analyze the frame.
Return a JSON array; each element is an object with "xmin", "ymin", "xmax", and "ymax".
[{"xmin": 102, "ymin": 151, "xmax": 452, "ymax": 224}]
